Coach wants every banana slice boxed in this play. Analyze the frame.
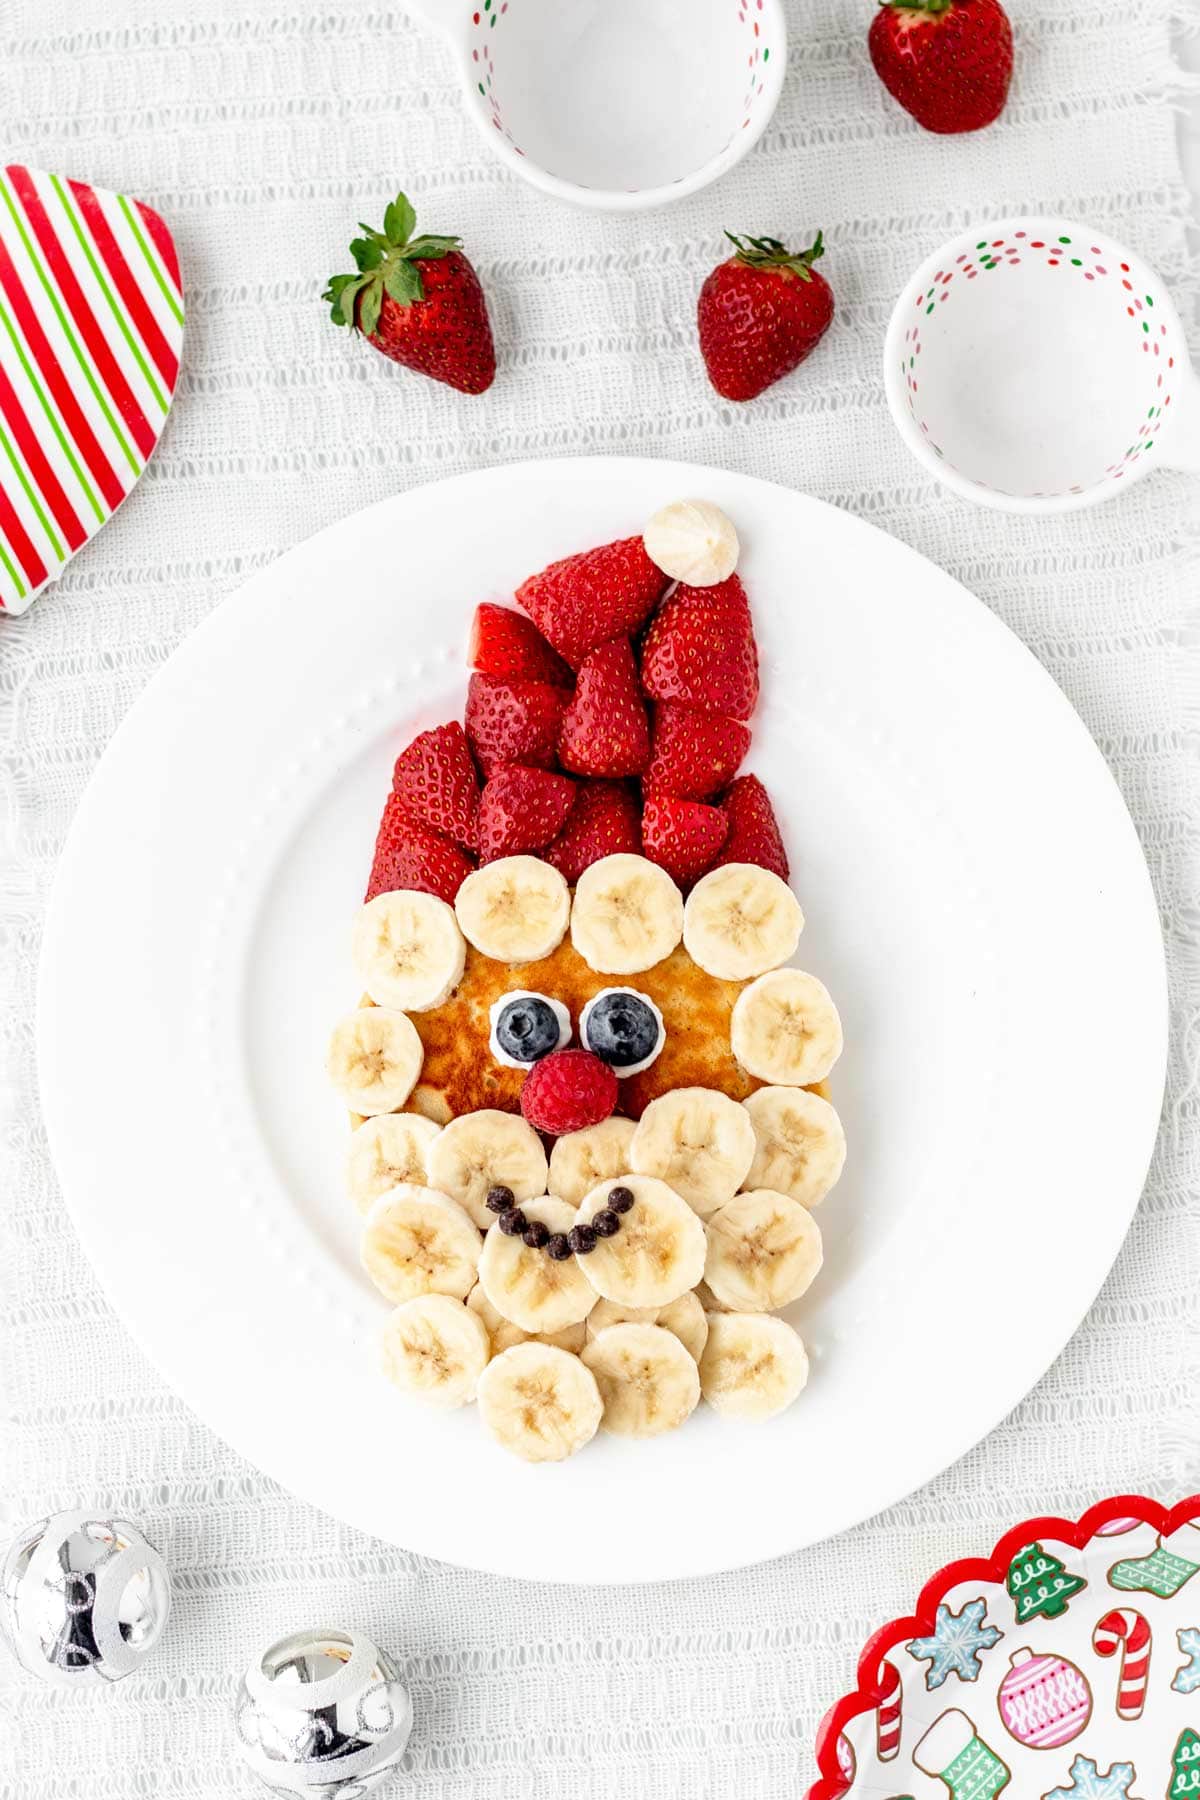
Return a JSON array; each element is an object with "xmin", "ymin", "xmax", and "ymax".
[
  {"xmin": 351, "ymin": 890, "xmax": 466, "ymax": 1012},
  {"xmin": 643, "ymin": 499, "xmax": 739, "ymax": 587},
  {"xmin": 629, "ymin": 1086, "xmax": 756, "ymax": 1217},
  {"xmin": 478, "ymin": 1197, "xmax": 596, "ymax": 1334},
  {"xmin": 571, "ymin": 854, "xmax": 684, "ymax": 976},
  {"xmin": 327, "ymin": 1007, "xmax": 423, "ymax": 1115},
  {"xmin": 346, "ymin": 1113, "xmax": 442, "ymax": 1216},
  {"xmin": 426, "ymin": 1109, "xmax": 549, "ymax": 1228},
  {"xmin": 699, "ymin": 1312, "xmax": 809, "ymax": 1420},
  {"xmin": 467, "ymin": 1284, "xmax": 587, "ymax": 1355},
  {"xmin": 380, "ymin": 1294, "xmax": 490, "ymax": 1408},
  {"xmin": 476, "ymin": 1341, "xmax": 603, "ymax": 1462},
  {"xmin": 575, "ymin": 1174, "xmax": 707, "ymax": 1308},
  {"xmin": 731, "ymin": 969, "xmax": 843, "ymax": 1086},
  {"xmin": 682, "ymin": 863, "xmax": 803, "ymax": 981},
  {"xmin": 360, "ymin": 1183, "xmax": 481, "ymax": 1305},
  {"xmin": 581, "ymin": 1323, "xmax": 700, "ymax": 1438},
  {"xmin": 548, "ymin": 1116, "xmax": 637, "ymax": 1207},
  {"xmin": 455, "ymin": 855, "xmax": 570, "ymax": 963},
  {"xmin": 704, "ymin": 1189, "xmax": 823, "ymax": 1312},
  {"xmin": 742, "ymin": 1087, "xmax": 846, "ymax": 1208},
  {"xmin": 586, "ymin": 1293, "xmax": 708, "ymax": 1363}
]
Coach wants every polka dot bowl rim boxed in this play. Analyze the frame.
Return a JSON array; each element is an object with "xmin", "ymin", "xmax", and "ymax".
[
  {"xmin": 883, "ymin": 216, "xmax": 1200, "ymax": 515},
  {"xmin": 404, "ymin": 0, "xmax": 789, "ymax": 211}
]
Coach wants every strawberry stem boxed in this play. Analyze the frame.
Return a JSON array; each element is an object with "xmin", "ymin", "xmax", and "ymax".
[
  {"xmin": 323, "ymin": 191, "xmax": 461, "ymax": 337},
  {"xmin": 723, "ymin": 229, "xmax": 826, "ymax": 282},
  {"xmin": 879, "ymin": 0, "xmax": 953, "ymax": 12}
]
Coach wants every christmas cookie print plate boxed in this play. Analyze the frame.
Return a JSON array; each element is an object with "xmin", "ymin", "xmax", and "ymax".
[
  {"xmin": 810, "ymin": 1495, "xmax": 1200, "ymax": 1800},
  {"xmin": 37, "ymin": 458, "xmax": 1166, "ymax": 1581}
]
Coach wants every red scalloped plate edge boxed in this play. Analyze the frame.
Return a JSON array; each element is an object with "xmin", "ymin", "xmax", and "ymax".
[{"xmin": 807, "ymin": 1491, "xmax": 1200, "ymax": 1799}]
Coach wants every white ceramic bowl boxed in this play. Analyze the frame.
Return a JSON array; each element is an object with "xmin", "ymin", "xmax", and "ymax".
[
  {"xmin": 405, "ymin": 0, "xmax": 787, "ymax": 210},
  {"xmin": 885, "ymin": 216, "xmax": 1200, "ymax": 513}
]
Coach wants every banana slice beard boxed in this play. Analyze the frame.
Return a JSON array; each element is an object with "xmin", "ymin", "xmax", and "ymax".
[
  {"xmin": 352, "ymin": 890, "xmax": 466, "ymax": 1012},
  {"xmin": 742, "ymin": 1087, "xmax": 846, "ymax": 1208},
  {"xmin": 548, "ymin": 1117, "xmax": 637, "ymax": 1207},
  {"xmin": 682, "ymin": 863, "xmax": 803, "ymax": 982},
  {"xmin": 629, "ymin": 1086, "xmax": 756, "ymax": 1216},
  {"xmin": 327, "ymin": 1007, "xmax": 424, "ymax": 1115},
  {"xmin": 360, "ymin": 1184, "xmax": 481, "ymax": 1305},
  {"xmin": 699, "ymin": 1312, "xmax": 809, "ymax": 1420},
  {"xmin": 426, "ymin": 1109, "xmax": 549, "ymax": 1228},
  {"xmin": 703, "ymin": 1190, "xmax": 823, "ymax": 1312},
  {"xmin": 575, "ymin": 1175, "xmax": 707, "ymax": 1308},
  {"xmin": 467, "ymin": 1284, "xmax": 588, "ymax": 1356},
  {"xmin": 477, "ymin": 1197, "xmax": 596, "ymax": 1334},
  {"xmin": 346, "ymin": 1113, "xmax": 443, "ymax": 1216},
  {"xmin": 643, "ymin": 499, "xmax": 739, "ymax": 587},
  {"xmin": 730, "ymin": 969, "xmax": 843, "ymax": 1086},
  {"xmin": 476, "ymin": 1341, "xmax": 603, "ymax": 1462},
  {"xmin": 570, "ymin": 854, "xmax": 684, "ymax": 976},
  {"xmin": 581, "ymin": 1323, "xmax": 701, "ymax": 1438},
  {"xmin": 380, "ymin": 1294, "xmax": 490, "ymax": 1407},
  {"xmin": 455, "ymin": 855, "xmax": 570, "ymax": 963},
  {"xmin": 586, "ymin": 1292, "xmax": 708, "ymax": 1363}
]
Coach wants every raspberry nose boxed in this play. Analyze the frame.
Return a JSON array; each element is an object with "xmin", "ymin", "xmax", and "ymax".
[{"xmin": 519, "ymin": 1048, "xmax": 618, "ymax": 1138}]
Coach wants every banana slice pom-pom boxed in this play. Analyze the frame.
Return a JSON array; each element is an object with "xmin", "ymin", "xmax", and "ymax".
[{"xmin": 643, "ymin": 499, "xmax": 739, "ymax": 587}]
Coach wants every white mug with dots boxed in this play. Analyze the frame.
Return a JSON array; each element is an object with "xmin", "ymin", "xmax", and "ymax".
[
  {"xmin": 884, "ymin": 217, "xmax": 1200, "ymax": 513},
  {"xmin": 401, "ymin": 0, "xmax": 787, "ymax": 211}
]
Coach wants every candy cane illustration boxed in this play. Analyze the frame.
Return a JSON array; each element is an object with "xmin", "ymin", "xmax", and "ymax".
[
  {"xmin": 1092, "ymin": 1607, "xmax": 1152, "ymax": 1719},
  {"xmin": 876, "ymin": 1658, "xmax": 902, "ymax": 1761}
]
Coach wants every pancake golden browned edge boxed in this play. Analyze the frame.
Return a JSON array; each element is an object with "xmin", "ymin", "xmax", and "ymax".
[{"xmin": 349, "ymin": 939, "xmax": 829, "ymax": 1129}]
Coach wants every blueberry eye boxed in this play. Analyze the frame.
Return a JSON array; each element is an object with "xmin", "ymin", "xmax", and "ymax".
[
  {"xmin": 489, "ymin": 991, "xmax": 571, "ymax": 1068},
  {"xmin": 580, "ymin": 988, "xmax": 665, "ymax": 1077}
]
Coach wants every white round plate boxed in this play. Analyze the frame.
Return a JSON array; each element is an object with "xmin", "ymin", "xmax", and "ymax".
[{"xmin": 37, "ymin": 458, "xmax": 1166, "ymax": 1583}]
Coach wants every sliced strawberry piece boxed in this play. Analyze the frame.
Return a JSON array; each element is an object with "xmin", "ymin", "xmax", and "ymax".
[
  {"xmin": 558, "ymin": 637, "xmax": 650, "ymax": 779},
  {"xmin": 366, "ymin": 793, "xmax": 476, "ymax": 903},
  {"xmin": 545, "ymin": 779, "xmax": 642, "ymax": 884},
  {"xmin": 642, "ymin": 794, "xmax": 729, "ymax": 889},
  {"xmin": 390, "ymin": 720, "xmax": 480, "ymax": 851},
  {"xmin": 516, "ymin": 536, "xmax": 667, "ymax": 669},
  {"xmin": 465, "ymin": 672, "xmax": 569, "ymax": 776},
  {"xmin": 712, "ymin": 774, "xmax": 789, "ymax": 880},
  {"xmin": 468, "ymin": 602, "xmax": 573, "ymax": 688},
  {"xmin": 639, "ymin": 574, "xmax": 759, "ymax": 720},
  {"xmin": 643, "ymin": 702, "xmax": 750, "ymax": 800},
  {"xmin": 478, "ymin": 764, "xmax": 576, "ymax": 862}
]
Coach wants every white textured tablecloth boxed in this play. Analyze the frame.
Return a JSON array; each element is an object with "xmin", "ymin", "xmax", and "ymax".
[{"xmin": 2, "ymin": 1, "xmax": 1199, "ymax": 1795}]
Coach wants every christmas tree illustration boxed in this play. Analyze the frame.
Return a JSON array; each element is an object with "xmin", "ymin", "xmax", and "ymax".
[
  {"xmin": 1005, "ymin": 1542, "xmax": 1086, "ymax": 1623},
  {"xmin": 1168, "ymin": 1728, "xmax": 1200, "ymax": 1799}
]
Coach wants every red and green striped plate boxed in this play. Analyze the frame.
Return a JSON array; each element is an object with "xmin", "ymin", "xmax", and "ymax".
[{"xmin": 0, "ymin": 165, "xmax": 184, "ymax": 616}]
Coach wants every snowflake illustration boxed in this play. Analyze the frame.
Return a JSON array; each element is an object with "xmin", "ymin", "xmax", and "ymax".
[
  {"xmin": 1173, "ymin": 1626, "xmax": 1200, "ymax": 1695},
  {"xmin": 905, "ymin": 1597, "xmax": 1002, "ymax": 1688},
  {"xmin": 1044, "ymin": 1755, "xmax": 1139, "ymax": 1800}
]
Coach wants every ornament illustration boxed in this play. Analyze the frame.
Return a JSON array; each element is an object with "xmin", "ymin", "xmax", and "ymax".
[
  {"xmin": 1109, "ymin": 1525, "xmax": 1200, "ymax": 1600},
  {"xmin": 1166, "ymin": 1729, "xmax": 1200, "ymax": 1800},
  {"xmin": 1172, "ymin": 1630, "xmax": 1200, "ymax": 1697},
  {"xmin": 913, "ymin": 1708, "xmax": 1011, "ymax": 1798},
  {"xmin": 1043, "ymin": 1754, "xmax": 1140, "ymax": 1800},
  {"xmin": 907, "ymin": 1599, "xmax": 1003, "ymax": 1689},
  {"xmin": 1007, "ymin": 1543, "xmax": 1087, "ymax": 1623},
  {"xmin": 997, "ymin": 1647, "xmax": 1092, "ymax": 1749},
  {"xmin": 877, "ymin": 1658, "xmax": 903, "ymax": 1761},
  {"xmin": 1093, "ymin": 1609, "xmax": 1152, "ymax": 1720}
]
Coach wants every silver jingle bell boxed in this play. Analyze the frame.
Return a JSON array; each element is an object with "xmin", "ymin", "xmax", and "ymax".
[
  {"xmin": 0, "ymin": 1509, "xmax": 171, "ymax": 1687},
  {"xmin": 234, "ymin": 1628, "xmax": 413, "ymax": 1798}
]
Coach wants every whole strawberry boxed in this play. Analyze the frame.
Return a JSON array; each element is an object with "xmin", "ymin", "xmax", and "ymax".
[
  {"xmin": 698, "ymin": 231, "xmax": 834, "ymax": 402},
  {"xmin": 869, "ymin": 0, "xmax": 1012, "ymax": 134},
  {"xmin": 324, "ymin": 191, "xmax": 495, "ymax": 393}
]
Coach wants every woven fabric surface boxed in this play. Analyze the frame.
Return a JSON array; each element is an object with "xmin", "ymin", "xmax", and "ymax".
[{"xmin": 1, "ymin": 0, "xmax": 1198, "ymax": 1795}]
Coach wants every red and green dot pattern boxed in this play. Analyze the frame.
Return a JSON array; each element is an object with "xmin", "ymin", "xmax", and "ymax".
[
  {"xmin": 900, "ymin": 230, "xmax": 1177, "ymax": 498},
  {"xmin": 735, "ymin": 0, "xmax": 772, "ymax": 135}
]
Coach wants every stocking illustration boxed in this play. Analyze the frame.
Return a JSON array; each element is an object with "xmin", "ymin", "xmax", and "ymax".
[
  {"xmin": 1109, "ymin": 1522, "xmax": 1200, "ymax": 1599},
  {"xmin": 913, "ymin": 1709, "xmax": 1010, "ymax": 1799}
]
